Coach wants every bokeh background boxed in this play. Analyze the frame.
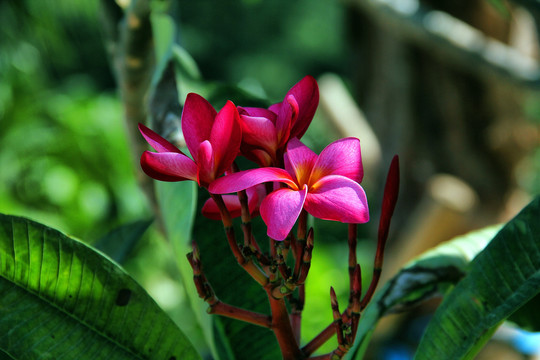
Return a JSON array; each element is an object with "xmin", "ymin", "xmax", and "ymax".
[{"xmin": 1, "ymin": 0, "xmax": 539, "ymax": 358}]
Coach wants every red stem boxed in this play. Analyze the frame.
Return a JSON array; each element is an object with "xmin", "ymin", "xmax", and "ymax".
[
  {"xmin": 302, "ymin": 323, "xmax": 336, "ymax": 357},
  {"xmin": 347, "ymin": 223, "xmax": 358, "ymax": 292},
  {"xmin": 210, "ymin": 193, "xmax": 269, "ymax": 286},
  {"xmin": 360, "ymin": 155, "xmax": 400, "ymax": 309},
  {"xmin": 267, "ymin": 293, "xmax": 305, "ymax": 360},
  {"xmin": 209, "ymin": 301, "xmax": 272, "ymax": 328},
  {"xmin": 290, "ymin": 284, "xmax": 305, "ymax": 342}
]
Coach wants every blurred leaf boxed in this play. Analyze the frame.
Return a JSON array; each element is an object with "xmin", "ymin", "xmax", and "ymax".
[
  {"xmin": 173, "ymin": 45, "xmax": 202, "ymax": 82},
  {"xmin": 94, "ymin": 218, "xmax": 153, "ymax": 264},
  {"xmin": 414, "ymin": 196, "xmax": 540, "ymax": 360},
  {"xmin": 155, "ymin": 181, "xmax": 220, "ymax": 359},
  {"xmin": 348, "ymin": 225, "xmax": 503, "ymax": 359},
  {"xmin": 0, "ymin": 213, "xmax": 200, "ymax": 360},
  {"xmin": 150, "ymin": 12, "xmax": 176, "ymax": 87},
  {"xmin": 206, "ymin": 83, "xmax": 269, "ymax": 109},
  {"xmin": 173, "ymin": 44, "xmax": 205, "ymax": 102},
  {"xmin": 149, "ymin": 60, "xmax": 183, "ymax": 144}
]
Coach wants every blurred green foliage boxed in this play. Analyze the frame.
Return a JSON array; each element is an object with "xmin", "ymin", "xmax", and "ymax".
[
  {"xmin": 176, "ymin": 0, "xmax": 349, "ymax": 100},
  {"xmin": 0, "ymin": 0, "xmax": 147, "ymax": 241},
  {"xmin": 0, "ymin": 0, "xmax": 350, "ymax": 238}
]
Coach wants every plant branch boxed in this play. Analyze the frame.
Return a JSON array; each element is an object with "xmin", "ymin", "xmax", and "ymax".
[
  {"xmin": 348, "ymin": 223, "xmax": 358, "ymax": 291},
  {"xmin": 267, "ymin": 292, "xmax": 305, "ymax": 360},
  {"xmin": 187, "ymin": 246, "xmax": 271, "ymax": 328},
  {"xmin": 209, "ymin": 301, "xmax": 272, "ymax": 328},
  {"xmin": 302, "ymin": 323, "xmax": 336, "ymax": 357}
]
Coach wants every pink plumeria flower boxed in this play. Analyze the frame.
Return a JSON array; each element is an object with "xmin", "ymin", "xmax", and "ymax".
[
  {"xmin": 239, "ymin": 75, "xmax": 319, "ymax": 167},
  {"xmin": 139, "ymin": 93, "xmax": 242, "ymax": 188},
  {"xmin": 209, "ymin": 138, "xmax": 369, "ymax": 240}
]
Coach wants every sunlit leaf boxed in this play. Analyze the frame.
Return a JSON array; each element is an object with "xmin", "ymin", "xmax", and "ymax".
[
  {"xmin": 414, "ymin": 196, "xmax": 540, "ymax": 360},
  {"xmin": 0, "ymin": 213, "xmax": 200, "ymax": 360}
]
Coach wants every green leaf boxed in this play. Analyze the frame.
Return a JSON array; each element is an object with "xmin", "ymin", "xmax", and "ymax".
[
  {"xmin": 172, "ymin": 45, "xmax": 205, "ymax": 103},
  {"xmin": 414, "ymin": 196, "xmax": 540, "ymax": 360},
  {"xmin": 348, "ymin": 225, "xmax": 503, "ymax": 360},
  {"xmin": 155, "ymin": 181, "xmax": 220, "ymax": 359},
  {"xmin": 172, "ymin": 45, "xmax": 201, "ymax": 82},
  {"xmin": 94, "ymin": 218, "xmax": 153, "ymax": 264},
  {"xmin": 507, "ymin": 292, "xmax": 540, "ymax": 331},
  {"xmin": 0, "ymin": 213, "xmax": 200, "ymax": 360},
  {"xmin": 150, "ymin": 12, "xmax": 176, "ymax": 87}
]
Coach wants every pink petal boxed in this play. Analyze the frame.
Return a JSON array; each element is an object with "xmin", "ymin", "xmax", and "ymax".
[
  {"xmin": 201, "ymin": 195, "xmax": 243, "ymax": 220},
  {"xmin": 310, "ymin": 137, "xmax": 363, "ymax": 184},
  {"xmin": 304, "ymin": 175, "xmax": 369, "ymax": 224},
  {"xmin": 209, "ymin": 167, "xmax": 297, "ymax": 194},
  {"xmin": 196, "ymin": 140, "xmax": 215, "ymax": 187},
  {"xmin": 260, "ymin": 186, "xmax": 308, "ymax": 241},
  {"xmin": 268, "ymin": 103, "xmax": 281, "ymax": 115},
  {"xmin": 210, "ymin": 101, "xmax": 242, "ymax": 176},
  {"xmin": 288, "ymin": 75, "xmax": 319, "ymax": 140},
  {"xmin": 181, "ymin": 93, "xmax": 217, "ymax": 160},
  {"xmin": 275, "ymin": 95, "xmax": 297, "ymax": 148},
  {"xmin": 138, "ymin": 123, "xmax": 181, "ymax": 153},
  {"xmin": 239, "ymin": 144, "xmax": 273, "ymax": 167},
  {"xmin": 240, "ymin": 114, "xmax": 278, "ymax": 153},
  {"xmin": 140, "ymin": 151, "xmax": 197, "ymax": 182},
  {"xmin": 246, "ymin": 185, "xmax": 266, "ymax": 217},
  {"xmin": 239, "ymin": 107, "xmax": 277, "ymax": 119},
  {"xmin": 284, "ymin": 138, "xmax": 317, "ymax": 186}
]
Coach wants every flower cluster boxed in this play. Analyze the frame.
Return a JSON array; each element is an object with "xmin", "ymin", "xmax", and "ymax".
[
  {"xmin": 140, "ymin": 76, "xmax": 400, "ymax": 359},
  {"xmin": 139, "ymin": 76, "xmax": 370, "ymax": 240}
]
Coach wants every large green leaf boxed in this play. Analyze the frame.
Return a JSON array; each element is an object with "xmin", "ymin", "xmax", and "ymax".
[
  {"xmin": 348, "ymin": 225, "xmax": 503, "ymax": 360},
  {"xmin": 0, "ymin": 213, "xmax": 200, "ymax": 360},
  {"xmin": 415, "ymin": 196, "xmax": 540, "ymax": 360}
]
